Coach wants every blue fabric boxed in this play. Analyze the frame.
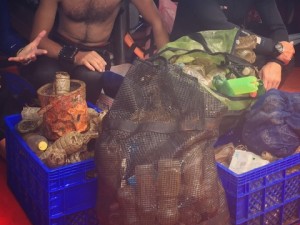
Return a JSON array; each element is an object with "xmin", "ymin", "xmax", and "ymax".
[
  {"xmin": 242, "ymin": 89, "xmax": 300, "ymax": 157},
  {"xmin": 0, "ymin": 0, "xmax": 26, "ymax": 56},
  {"xmin": 101, "ymin": 71, "xmax": 124, "ymax": 98}
]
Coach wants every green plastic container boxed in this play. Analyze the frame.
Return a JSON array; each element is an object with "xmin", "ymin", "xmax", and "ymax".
[{"xmin": 213, "ymin": 76, "xmax": 259, "ymax": 97}]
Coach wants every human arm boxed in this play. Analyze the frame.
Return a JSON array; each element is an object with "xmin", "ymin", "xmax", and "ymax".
[
  {"xmin": 259, "ymin": 62, "xmax": 281, "ymax": 90},
  {"xmin": 240, "ymin": 30, "xmax": 295, "ymax": 66},
  {"xmin": 255, "ymin": 0, "xmax": 288, "ymax": 43},
  {"xmin": 131, "ymin": 0, "xmax": 169, "ymax": 49},
  {"xmin": 258, "ymin": 44, "xmax": 295, "ymax": 91},
  {"xmin": 8, "ymin": 30, "xmax": 48, "ymax": 64},
  {"xmin": 254, "ymin": 0, "xmax": 295, "ymax": 89},
  {"xmin": 172, "ymin": 0, "xmax": 295, "ymax": 63},
  {"xmin": 255, "ymin": 0, "xmax": 294, "ymax": 63},
  {"xmin": 30, "ymin": 0, "xmax": 61, "ymax": 59}
]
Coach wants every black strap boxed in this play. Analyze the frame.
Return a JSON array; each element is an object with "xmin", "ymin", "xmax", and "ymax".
[
  {"xmin": 188, "ymin": 32, "xmax": 213, "ymax": 54},
  {"xmin": 224, "ymin": 53, "xmax": 257, "ymax": 78},
  {"xmin": 105, "ymin": 118, "xmax": 205, "ymax": 133},
  {"xmin": 128, "ymin": 43, "xmax": 139, "ymax": 52}
]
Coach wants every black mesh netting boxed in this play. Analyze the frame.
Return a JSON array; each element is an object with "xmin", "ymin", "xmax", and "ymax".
[{"xmin": 95, "ymin": 58, "xmax": 230, "ymax": 225}]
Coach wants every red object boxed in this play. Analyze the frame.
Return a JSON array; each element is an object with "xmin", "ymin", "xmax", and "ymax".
[
  {"xmin": 249, "ymin": 92, "xmax": 257, "ymax": 98},
  {"xmin": 0, "ymin": 158, "xmax": 32, "ymax": 225},
  {"xmin": 280, "ymin": 67, "xmax": 300, "ymax": 92}
]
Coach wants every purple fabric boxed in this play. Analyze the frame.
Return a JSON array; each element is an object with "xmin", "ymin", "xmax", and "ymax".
[{"xmin": 242, "ymin": 89, "xmax": 300, "ymax": 157}]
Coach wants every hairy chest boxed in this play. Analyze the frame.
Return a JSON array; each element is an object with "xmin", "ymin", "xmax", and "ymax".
[{"xmin": 60, "ymin": 0, "xmax": 123, "ymax": 23}]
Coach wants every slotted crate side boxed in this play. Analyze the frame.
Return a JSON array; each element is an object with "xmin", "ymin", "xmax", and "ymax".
[
  {"xmin": 6, "ymin": 114, "xmax": 97, "ymax": 189},
  {"xmin": 49, "ymin": 208, "xmax": 99, "ymax": 225},
  {"xmin": 235, "ymin": 199, "xmax": 300, "ymax": 225},
  {"xmin": 225, "ymin": 186, "xmax": 300, "ymax": 224},
  {"xmin": 8, "ymin": 174, "xmax": 98, "ymax": 225},
  {"xmin": 217, "ymin": 154, "xmax": 300, "ymax": 225},
  {"xmin": 217, "ymin": 153, "xmax": 300, "ymax": 197},
  {"xmin": 21, "ymin": 192, "xmax": 98, "ymax": 225},
  {"xmin": 5, "ymin": 114, "xmax": 99, "ymax": 225}
]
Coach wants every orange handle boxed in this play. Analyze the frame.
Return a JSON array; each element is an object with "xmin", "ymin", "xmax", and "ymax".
[{"xmin": 124, "ymin": 33, "xmax": 145, "ymax": 59}]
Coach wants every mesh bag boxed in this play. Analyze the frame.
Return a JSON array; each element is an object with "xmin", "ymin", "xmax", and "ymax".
[{"xmin": 95, "ymin": 58, "xmax": 230, "ymax": 225}]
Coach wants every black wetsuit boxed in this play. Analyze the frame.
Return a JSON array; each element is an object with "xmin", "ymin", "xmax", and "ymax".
[
  {"xmin": 171, "ymin": 0, "xmax": 292, "ymax": 71},
  {"xmin": 20, "ymin": 31, "xmax": 123, "ymax": 104}
]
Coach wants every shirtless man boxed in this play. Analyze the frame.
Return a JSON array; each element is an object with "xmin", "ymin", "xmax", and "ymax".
[{"xmin": 22, "ymin": 0, "xmax": 169, "ymax": 103}]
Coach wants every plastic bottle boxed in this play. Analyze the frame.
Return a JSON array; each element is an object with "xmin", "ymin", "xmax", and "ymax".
[
  {"xmin": 54, "ymin": 71, "xmax": 70, "ymax": 95},
  {"xmin": 213, "ymin": 75, "xmax": 259, "ymax": 97},
  {"xmin": 23, "ymin": 133, "xmax": 48, "ymax": 156}
]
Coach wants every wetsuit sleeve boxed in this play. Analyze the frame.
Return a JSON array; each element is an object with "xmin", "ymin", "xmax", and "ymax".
[
  {"xmin": 171, "ymin": 0, "xmax": 290, "ymax": 64},
  {"xmin": 171, "ymin": 0, "xmax": 275, "ymax": 54},
  {"xmin": 254, "ymin": 0, "xmax": 289, "ymax": 43},
  {"xmin": 254, "ymin": 0, "xmax": 292, "ymax": 68},
  {"xmin": 171, "ymin": 0, "xmax": 236, "ymax": 41}
]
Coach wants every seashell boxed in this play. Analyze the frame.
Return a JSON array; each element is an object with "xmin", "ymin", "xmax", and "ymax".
[{"xmin": 17, "ymin": 119, "xmax": 42, "ymax": 134}]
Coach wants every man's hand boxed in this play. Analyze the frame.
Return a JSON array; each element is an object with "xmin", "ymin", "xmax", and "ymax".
[
  {"xmin": 8, "ymin": 30, "xmax": 48, "ymax": 65},
  {"xmin": 259, "ymin": 62, "xmax": 282, "ymax": 90},
  {"xmin": 276, "ymin": 41, "xmax": 295, "ymax": 65},
  {"xmin": 74, "ymin": 51, "xmax": 107, "ymax": 72}
]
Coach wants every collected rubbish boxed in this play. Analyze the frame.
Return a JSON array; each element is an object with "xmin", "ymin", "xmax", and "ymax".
[
  {"xmin": 18, "ymin": 107, "xmax": 105, "ymax": 168},
  {"xmin": 212, "ymin": 75, "xmax": 259, "ymax": 97},
  {"xmin": 215, "ymin": 140, "xmax": 300, "ymax": 175},
  {"xmin": 242, "ymin": 89, "xmax": 300, "ymax": 158},
  {"xmin": 17, "ymin": 119, "xmax": 42, "ymax": 134},
  {"xmin": 39, "ymin": 130, "xmax": 94, "ymax": 155},
  {"xmin": 17, "ymin": 106, "xmax": 43, "ymax": 134},
  {"xmin": 37, "ymin": 72, "xmax": 89, "ymax": 140},
  {"xmin": 214, "ymin": 143, "xmax": 270, "ymax": 174},
  {"xmin": 21, "ymin": 106, "xmax": 42, "ymax": 121},
  {"xmin": 234, "ymin": 34, "xmax": 257, "ymax": 63},
  {"xmin": 113, "ymin": 158, "xmax": 224, "ymax": 225},
  {"xmin": 23, "ymin": 132, "xmax": 48, "ymax": 156},
  {"xmin": 15, "ymin": 72, "xmax": 107, "ymax": 168},
  {"xmin": 66, "ymin": 150, "xmax": 94, "ymax": 164},
  {"xmin": 229, "ymin": 148, "xmax": 269, "ymax": 174},
  {"xmin": 54, "ymin": 71, "xmax": 71, "ymax": 95},
  {"xmin": 214, "ymin": 142, "xmax": 235, "ymax": 167},
  {"xmin": 260, "ymin": 151, "xmax": 279, "ymax": 162},
  {"xmin": 96, "ymin": 57, "xmax": 230, "ymax": 224}
]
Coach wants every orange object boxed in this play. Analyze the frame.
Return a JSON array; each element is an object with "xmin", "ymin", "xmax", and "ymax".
[
  {"xmin": 249, "ymin": 92, "xmax": 257, "ymax": 98},
  {"xmin": 37, "ymin": 79, "xmax": 89, "ymax": 140},
  {"xmin": 124, "ymin": 33, "xmax": 145, "ymax": 59}
]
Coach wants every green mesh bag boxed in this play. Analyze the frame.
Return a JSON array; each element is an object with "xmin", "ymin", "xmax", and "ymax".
[{"xmin": 159, "ymin": 27, "xmax": 265, "ymax": 111}]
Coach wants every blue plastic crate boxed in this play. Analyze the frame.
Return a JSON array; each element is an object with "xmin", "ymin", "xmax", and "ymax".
[
  {"xmin": 217, "ymin": 154, "xmax": 300, "ymax": 225},
  {"xmin": 5, "ymin": 114, "xmax": 99, "ymax": 225}
]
